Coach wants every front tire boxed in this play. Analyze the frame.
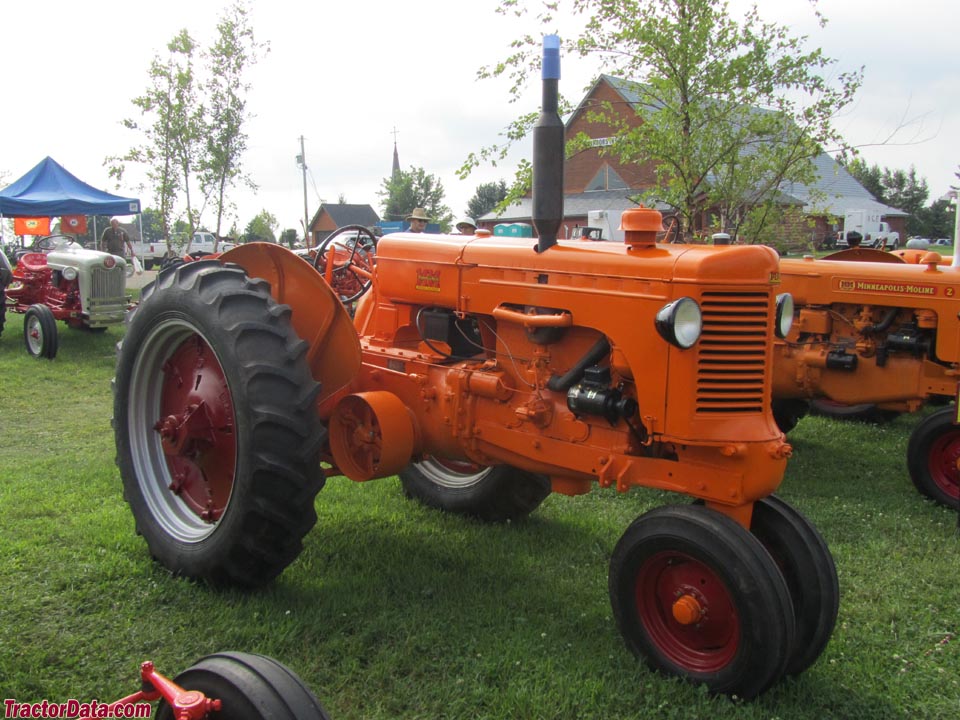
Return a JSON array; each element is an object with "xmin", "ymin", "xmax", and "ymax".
[
  {"xmin": 907, "ymin": 406, "xmax": 960, "ymax": 509},
  {"xmin": 23, "ymin": 303, "xmax": 58, "ymax": 359},
  {"xmin": 609, "ymin": 504, "xmax": 795, "ymax": 699},
  {"xmin": 772, "ymin": 399, "xmax": 809, "ymax": 434},
  {"xmin": 399, "ymin": 457, "xmax": 550, "ymax": 522},
  {"xmin": 750, "ymin": 496, "xmax": 839, "ymax": 675},
  {"xmin": 155, "ymin": 652, "xmax": 330, "ymax": 720},
  {"xmin": 113, "ymin": 261, "xmax": 326, "ymax": 587}
]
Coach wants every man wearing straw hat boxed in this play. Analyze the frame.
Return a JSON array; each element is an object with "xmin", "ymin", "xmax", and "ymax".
[{"xmin": 405, "ymin": 207, "xmax": 431, "ymax": 234}]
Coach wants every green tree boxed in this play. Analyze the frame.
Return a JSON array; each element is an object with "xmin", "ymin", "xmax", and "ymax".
[
  {"xmin": 108, "ymin": 34, "xmax": 192, "ymax": 244},
  {"xmin": 466, "ymin": 180, "xmax": 509, "ymax": 219},
  {"xmin": 469, "ymin": 0, "xmax": 862, "ymax": 241},
  {"xmin": 842, "ymin": 156, "xmax": 885, "ymax": 202},
  {"xmin": 844, "ymin": 159, "xmax": 930, "ymax": 236},
  {"xmin": 201, "ymin": 1, "xmax": 266, "ymax": 249},
  {"xmin": 243, "ymin": 209, "xmax": 277, "ymax": 243},
  {"xmin": 914, "ymin": 198, "xmax": 953, "ymax": 241},
  {"xmin": 378, "ymin": 166, "xmax": 452, "ymax": 230}
]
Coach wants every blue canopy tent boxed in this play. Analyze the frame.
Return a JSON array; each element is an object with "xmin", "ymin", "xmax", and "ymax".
[{"xmin": 0, "ymin": 156, "xmax": 141, "ymax": 246}]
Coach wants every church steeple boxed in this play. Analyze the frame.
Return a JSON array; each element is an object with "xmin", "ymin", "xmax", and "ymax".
[{"xmin": 391, "ymin": 127, "xmax": 400, "ymax": 179}]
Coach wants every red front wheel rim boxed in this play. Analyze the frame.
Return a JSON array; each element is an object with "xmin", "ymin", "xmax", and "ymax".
[
  {"xmin": 927, "ymin": 429, "xmax": 960, "ymax": 501},
  {"xmin": 634, "ymin": 551, "xmax": 740, "ymax": 673}
]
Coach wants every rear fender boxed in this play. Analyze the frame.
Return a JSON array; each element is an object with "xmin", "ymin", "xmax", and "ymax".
[{"xmin": 220, "ymin": 242, "xmax": 361, "ymax": 404}]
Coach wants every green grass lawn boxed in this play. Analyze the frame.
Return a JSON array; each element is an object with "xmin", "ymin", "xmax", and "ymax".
[{"xmin": 0, "ymin": 310, "xmax": 957, "ymax": 719}]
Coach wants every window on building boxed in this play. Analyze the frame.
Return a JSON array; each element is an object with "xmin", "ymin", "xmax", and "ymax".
[{"xmin": 586, "ymin": 164, "xmax": 629, "ymax": 192}]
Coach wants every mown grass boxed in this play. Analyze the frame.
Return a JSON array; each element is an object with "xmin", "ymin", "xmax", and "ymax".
[{"xmin": 0, "ymin": 310, "xmax": 957, "ymax": 719}]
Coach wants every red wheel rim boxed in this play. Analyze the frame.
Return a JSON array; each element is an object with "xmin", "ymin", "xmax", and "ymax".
[
  {"xmin": 927, "ymin": 428, "xmax": 960, "ymax": 501},
  {"xmin": 156, "ymin": 333, "xmax": 237, "ymax": 523},
  {"xmin": 634, "ymin": 550, "xmax": 740, "ymax": 672}
]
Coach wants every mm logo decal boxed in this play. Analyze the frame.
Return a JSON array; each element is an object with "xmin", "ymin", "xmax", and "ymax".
[
  {"xmin": 837, "ymin": 278, "xmax": 938, "ymax": 296},
  {"xmin": 769, "ymin": 271, "xmax": 780, "ymax": 284},
  {"xmin": 416, "ymin": 268, "xmax": 441, "ymax": 292}
]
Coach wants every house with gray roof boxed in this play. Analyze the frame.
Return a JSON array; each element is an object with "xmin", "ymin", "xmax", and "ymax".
[
  {"xmin": 308, "ymin": 202, "xmax": 380, "ymax": 246},
  {"xmin": 480, "ymin": 75, "xmax": 906, "ymax": 246}
]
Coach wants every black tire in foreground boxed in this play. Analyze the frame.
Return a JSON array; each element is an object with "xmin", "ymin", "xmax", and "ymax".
[
  {"xmin": 609, "ymin": 504, "xmax": 795, "ymax": 699},
  {"xmin": 399, "ymin": 457, "xmax": 551, "ymax": 522},
  {"xmin": 155, "ymin": 652, "xmax": 330, "ymax": 720},
  {"xmin": 23, "ymin": 303, "xmax": 58, "ymax": 359},
  {"xmin": 907, "ymin": 405, "xmax": 960, "ymax": 509},
  {"xmin": 750, "ymin": 495, "xmax": 839, "ymax": 676},
  {"xmin": 113, "ymin": 261, "xmax": 326, "ymax": 587}
]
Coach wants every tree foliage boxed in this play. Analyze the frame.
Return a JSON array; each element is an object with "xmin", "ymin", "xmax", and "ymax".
[
  {"xmin": 468, "ymin": 0, "xmax": 862, "ymax": 241},
  {"xmin": 378, "ymin": 166, "xmax": 452, "ymax": 230},
  {"xmin": 201, "ymin": 1, "xmax": 265, "ymax": 247},
  {"xmin": 243, "ymin": 209, "xmax": 278, "ymax": 243},
  {"xmin": 109, "ymin": 1, "xmax": 265, "ymax": 245},
  {"xmin": 466, "ymin": 180, "xmax": 509, "ymax": 219},
  {"xmin": 844, "ymin": 157, "xmax": 931, "ymax": 236}
]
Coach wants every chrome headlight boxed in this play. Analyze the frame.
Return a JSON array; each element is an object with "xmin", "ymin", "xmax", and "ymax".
[
  {"xmin": 655, "ymin": 297, "xmax": 702, "ymax": 349},
  {"xmin": 61, "ymin": 266, "xmax": 78, "ymax": 281},
  {"xmin": 775, "ymin": 293, "xmax": 794, "ymax": 339}
]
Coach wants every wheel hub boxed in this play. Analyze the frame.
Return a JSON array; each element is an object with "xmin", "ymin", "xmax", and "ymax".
[
  {"xmin": 671, "ymin": 593, "xmax": 705, "ymax": 625},
  {"xmin": 152, "ymin": 334, "xmax": 237, "ymax": 525}
]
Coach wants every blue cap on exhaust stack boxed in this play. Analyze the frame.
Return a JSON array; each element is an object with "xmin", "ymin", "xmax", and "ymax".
[{"xmin": 543, "ymin": 34, "xmax": 561, "ymax": 80}]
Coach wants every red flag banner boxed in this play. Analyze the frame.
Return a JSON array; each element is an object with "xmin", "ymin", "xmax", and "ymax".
[
  {"xmin": 14, "ymin": 217, "xmax": 51, "ymax": 235},
  {"xmin": 61, "ymin": 214, "xmax": 88, "ymax": 234}
]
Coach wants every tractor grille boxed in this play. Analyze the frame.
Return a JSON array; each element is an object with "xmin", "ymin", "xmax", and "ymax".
[
  {"xmin": 90, "ymin": 267, "xmax": 125, "ymax": 299},
  {"xmin": 695, "ymin": 291, "xmax": 770, "ymax": 413}
]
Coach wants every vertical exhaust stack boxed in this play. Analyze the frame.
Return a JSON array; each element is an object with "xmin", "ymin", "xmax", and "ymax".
[{"xmin": 533, "ymin": 34, "xmax": 564, "ymax": 253}]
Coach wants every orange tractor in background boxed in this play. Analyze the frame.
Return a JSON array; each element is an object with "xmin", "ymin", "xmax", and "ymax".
[
  {"xmin": 113, "ymin": 37, "xmax": 837, "ymax": 699},
  {"xmin": 772, "ymin": 246, "xmax": 960, "ymax": 509}
]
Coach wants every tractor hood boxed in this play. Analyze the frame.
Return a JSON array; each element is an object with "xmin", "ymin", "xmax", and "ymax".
[{"xmin": 46, "ymin": 245, "xmax": 128, "ymax": 273}]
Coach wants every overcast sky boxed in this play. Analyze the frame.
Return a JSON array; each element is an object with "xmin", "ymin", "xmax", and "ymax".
[{"xmin": 1, "ymin": 0, "xmax": 956, "ymax": 234}]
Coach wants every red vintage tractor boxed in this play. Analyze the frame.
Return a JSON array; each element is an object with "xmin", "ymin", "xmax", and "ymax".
[
  {"xmin": 772, "ymin": 246, "xmax": 960, "ymax": 509},
  {"xmin": 113, "ymin": 37, "xmax": 837, "ymax": 699},
  {"xmin": 0, "ymin": 234, "xmax": 129, "ymax": 358}
]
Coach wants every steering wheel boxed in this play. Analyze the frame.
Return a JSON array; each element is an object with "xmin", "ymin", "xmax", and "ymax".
[
  {"xmin": 34, "ymin": 234, "xmax": 78, "ymax": 252},
  {"xmin": 662, "ymin": 216, "xmax": 685, "ymax": 244},
  {"xmin": 312, "ymin": 224, "xmax": 377, "ymax": 303}
]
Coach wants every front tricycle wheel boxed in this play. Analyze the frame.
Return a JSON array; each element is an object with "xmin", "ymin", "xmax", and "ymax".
[
  {"xmin": 609, "ymin": 504, "xmax": 795, "ymax": 698},
  {"xmin": 113, "ymin": 261, "xmax": 326, "ymax": 587}
]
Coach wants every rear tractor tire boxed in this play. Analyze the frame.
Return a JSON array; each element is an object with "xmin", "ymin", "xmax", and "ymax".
[
  {"xmin": 399, "ymin": 457, "xmax": 550, "ymax": 522},
  {"xmin": 155, "ymin": 652, "xmax": 330, "ymax": 720},
  {"xmin": 810, "ymin": 399, "xmax": 899, "ymax": 424},
  {"xmin": 907, "ymin": 406, "xmax": 960, "ymax": 509},
  {"xmin": 608, "ymin": 504, "xmax": 796, "ymax": 699},
  {"xmin": 113, "ymin": 261, "xmax": 326, "ymax": 587},
  {"xmin": 23, "ymin": 303, "xmax": 58, "ymax": 359}
]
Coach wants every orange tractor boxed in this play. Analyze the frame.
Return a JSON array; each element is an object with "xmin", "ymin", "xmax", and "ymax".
[
  {"xmin": 113, "ymin": 37, "xmax": 837, "ymax": 698},
  {"xmin": 772, "ymin": 246, "xmax": 960, "ymax": 509}
]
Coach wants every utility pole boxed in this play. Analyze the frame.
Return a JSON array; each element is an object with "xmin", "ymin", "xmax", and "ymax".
[{"xmin": 296, "ymin": 136, "xmax": 309, "ymax": 246}]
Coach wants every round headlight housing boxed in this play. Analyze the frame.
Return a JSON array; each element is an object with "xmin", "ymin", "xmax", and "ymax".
[
  {"xmin": 775, "ymin": 293, "xmax": 794, "ymax": 339},
  {"xmin": 61, "ymin": 266, "xmax": 78, "ymax": 281},
  {"xmin": 655, "ymin": 297, "xmax": 702, "ymax": 349}
]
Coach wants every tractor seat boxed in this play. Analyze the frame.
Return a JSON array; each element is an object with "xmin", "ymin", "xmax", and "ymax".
[{"xmin": 18, "ymin": 252, "xmax": 50, "ymax": 273}]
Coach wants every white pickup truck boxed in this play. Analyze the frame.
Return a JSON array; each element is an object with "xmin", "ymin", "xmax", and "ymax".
[{"xmin": 132, "ymin": 232, "xmax": 236, "ymax": 269}]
